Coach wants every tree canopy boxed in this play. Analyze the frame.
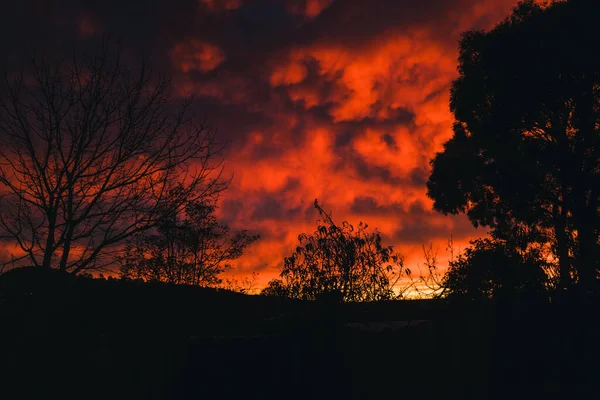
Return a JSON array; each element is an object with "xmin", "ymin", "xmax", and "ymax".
[
  {"xmin": 118, "ymin": 197, "xmax": 259, "ymax": 287},
  {"xmin": 427, "ymin": 0, "xmax": 600, "ymax": 291}
]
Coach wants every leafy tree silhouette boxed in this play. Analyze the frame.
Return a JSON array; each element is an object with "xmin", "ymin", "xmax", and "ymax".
[
  {"xmin": 118, "ymin": 197, "xmax": 258, "ymax": 286},
  {"xmin": 443, "ymin": 237, "xmax": 549, "ymax": 301},
  {"xmin": 263, "ymin": 200, "xmax": 407, "ymax": 302},
  {"xmin": 0, "ymin": 40, "xmax": 227, "ymax": 273},
  {"xmin": 427, "ymin": 0, "xmax": 600, "ymax": 292}
]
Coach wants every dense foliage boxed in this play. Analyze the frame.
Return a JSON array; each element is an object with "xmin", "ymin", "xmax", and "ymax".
[
  {"xmin": 443, "ymin": 238, "xmax": 549, "ymax": 300},
  {"xmin": 427, "ymin": 0, "xmax": 600, "ymax": 290}
]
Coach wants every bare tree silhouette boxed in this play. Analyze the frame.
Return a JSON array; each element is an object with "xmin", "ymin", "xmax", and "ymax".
[
  {"xmin": 410, "ymin": 242, "xmax": 447, "ymax": 299},
  {"xmin": 0, "ymin": 41, "xmax": 227, "ymax": 273}
]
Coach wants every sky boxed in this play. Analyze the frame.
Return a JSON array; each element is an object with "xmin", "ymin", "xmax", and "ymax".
[{"xmin": 1, "ymin": 0, "xmax": 525, "ymax": 289}]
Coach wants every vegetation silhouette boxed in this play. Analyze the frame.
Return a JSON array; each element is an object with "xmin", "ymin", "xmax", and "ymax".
[
  {"xmin": 427, "ymin": 0, "xmax": 600, "ymax": 292},
  {"xmin": 442, "ymin": 237, "xmax": 549, "ymax": 301},
  {"xmin": 263, "ymin": 199, "xmax": 408, "ymax": 302},
  {"xmin": 3, "ymin": 261, "xmax": 599, "ymax": 399},
  {"xmin": 0, "ymin": 266, "xmax": 307, "ymax": 399},
  {"xmin": 0, "ymin": 40, "xmax": 227, "ymax": 273},
  {"xmin": 118, "ymin": 197, "xmax": 258, "ymax": 286}
]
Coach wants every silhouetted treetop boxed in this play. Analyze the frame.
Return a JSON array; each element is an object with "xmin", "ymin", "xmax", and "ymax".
[
  {"xmin": 427, "ymin": 0, "xmax": 600, "ymax": 291},
  {"xmin": 263, "ymin": 200, "xmax": 407, "ymax": 302},
  {"xmin": 118, "ymin": 195, "xmax": 259, "ymax": 287}
]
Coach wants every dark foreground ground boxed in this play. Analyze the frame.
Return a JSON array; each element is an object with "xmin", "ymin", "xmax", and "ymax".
[{"xmin": 1, "ymin": 268, "xmax": 599, "ymax": 399}]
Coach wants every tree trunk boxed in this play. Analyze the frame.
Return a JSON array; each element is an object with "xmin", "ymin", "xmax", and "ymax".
[
  {"xmin": 571, "ymin": 80, "xmax": 597, "ymax": 293},
  {"xmin": 553, "ymin": 193, "xmax": 571, "ymax": 289},
  {"xmin": 41, "ymin": 212, "xmax": 57, "ymax": 269},
  {"xmin": 576, "ymin": 222, "xmax": 597, "ymax": 294},
  {"xmin": 571, "ymin": 190, "xmax": 597, "ymax": 293},
  {"xmin": 58, "ymin": 225, "xmax": 73, "ymax": 272}
]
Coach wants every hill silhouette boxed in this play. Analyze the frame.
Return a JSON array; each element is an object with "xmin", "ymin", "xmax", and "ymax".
[{"xmin": 2, "ymin": 267, "xmax": 600, "ymax": 399}]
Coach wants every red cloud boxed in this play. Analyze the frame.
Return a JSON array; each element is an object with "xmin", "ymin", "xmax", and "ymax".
[
  {"xmin": 199, "ymin": 0, "xmax": 242, "ymax": 12},
  {"xmin": 170, "ymin": 39, "xmax": 226, "ymax": 73},
  {"xmin": 286, "ymin": 0, "xmax": 334, "ymax": 18},
  {"xmin": 77, "ymin": 14, "xmax": 98, "ymax": 37}
]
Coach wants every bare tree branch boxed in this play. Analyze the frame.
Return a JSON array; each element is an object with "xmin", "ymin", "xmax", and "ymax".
[{"xmin": 0, "ymin": 40, "xmax": 228, "ymax": 273}]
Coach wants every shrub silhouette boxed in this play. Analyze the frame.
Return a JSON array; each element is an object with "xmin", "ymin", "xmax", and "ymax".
[
  {"xmin": 443, "ymin": 238, "xmax": 548, "ymax": 301},
  {"xmin": 263, "ymin": 200, "xmax": 406, "ymax": 302}
]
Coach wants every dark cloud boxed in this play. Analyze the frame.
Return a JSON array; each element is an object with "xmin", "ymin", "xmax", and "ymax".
[
  {"xmin": 251, "ymin": 195, "xmax": 305, "ymax": 221},
  {"xmin": 393, "ymin": 213, "xmax": 485, "ymax": 244},
  {"xmin": 350, "ymin": 196, "xmax": 405, "ymax": 216},
  {"xmin": 409, "ymin": 167, "xmax": 430, "ymax": 187},
  {"xmin": 220, "ymin": 198, "xmax": 246, "ymax": 222},
  {"xmin": 296, "ymin": 0, "xmax": 462, "ymax": 48}
]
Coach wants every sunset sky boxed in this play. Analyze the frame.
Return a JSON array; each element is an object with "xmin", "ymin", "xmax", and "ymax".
[{"xmin": 2, "ymin": 0, "xmax": 527, "ymax": 288}]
